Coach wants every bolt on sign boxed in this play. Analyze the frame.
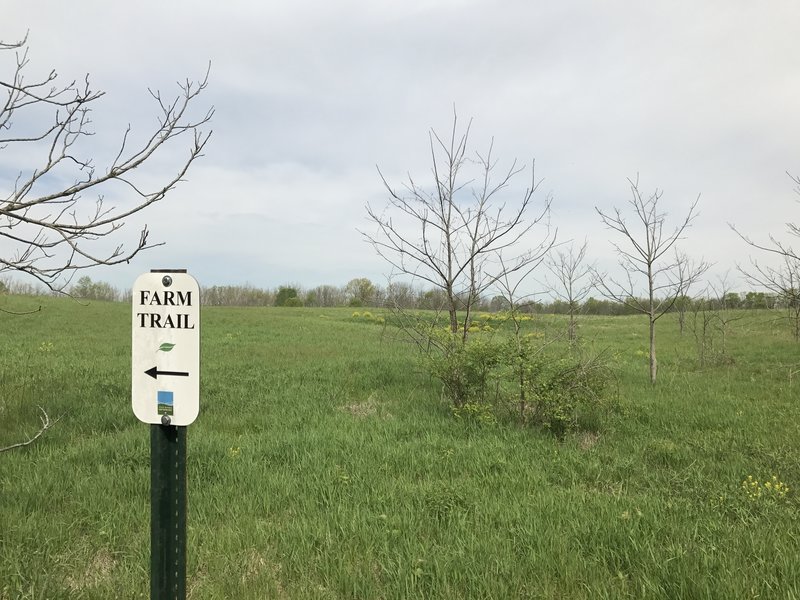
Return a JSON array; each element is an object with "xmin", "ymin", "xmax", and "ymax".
[{"xmin": 132, "ymin": 271, "xmax": 200, "ymax": 426}]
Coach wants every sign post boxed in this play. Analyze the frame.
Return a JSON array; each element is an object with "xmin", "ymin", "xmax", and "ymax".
[
  {"xmin": 132, "ymin": 269, "xmax": 200, "ymax": 600},
  {"xmin": 150, "ymin": 424, "xmax": 187, "ymax": 599}
]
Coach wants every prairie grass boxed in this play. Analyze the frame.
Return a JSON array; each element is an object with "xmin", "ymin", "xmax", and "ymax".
[{"xmin": 1, "ymin": 295, "xmax": 800, "ymax": 598}]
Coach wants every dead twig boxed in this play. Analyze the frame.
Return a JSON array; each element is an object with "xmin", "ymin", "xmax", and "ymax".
[
  {"xmin": 0, "ymin": 305, "xmax": 42, "ymax": 315},
  {"xmin": 0, "ymin": 405, "xmax": 61, "ymax": 453}
]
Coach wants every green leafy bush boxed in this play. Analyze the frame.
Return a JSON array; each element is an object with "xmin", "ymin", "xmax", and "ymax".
[
  {"xmin": 518, "ymin": 352, "xmax": 614, "ymax": 435},
  {"xmin": 451, "ymin": 401, "xmax": 497, "ymax": 426},
  {"xmin": 284, "ymin": 296, "xmax": 304, "ymax": 307},
  {"xmin": 274, "ymin": 286, "xmax": 299, "ymax": 306},
  {"xmin": 424, "ymin": 327, "xmax": 614, "ymax": 434},
  {"xmin": 425, "ymin": 332, "xmax": 504, "ymax": 408}
]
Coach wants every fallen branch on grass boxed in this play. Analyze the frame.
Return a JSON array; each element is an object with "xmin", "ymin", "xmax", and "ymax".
[{"xmin": 0, "ymin": 406, "xmax": 61, "ymax": 453}]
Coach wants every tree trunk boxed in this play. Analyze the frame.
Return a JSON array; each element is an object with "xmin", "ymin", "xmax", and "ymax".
[
  {"xmin": 794, "ymin": 306, "xmax": 800, "ymax": 341},
  {"xmin": 568, "ymin": 310, "xmax": 576, "ymax": 342},
  {"xmin": 649, "ymin": 314, "xmax": 657, "ymax": 384},
  {"xmin": 446, "ymin": 284, "xmax": 458, "ymax": 334},
  {"xmin": 448, "ymin": 304, "xmax": 458, "ymax": 334},
  {"xmin": 648, "ymin": 268, "xmax": 657, "ymax": 384}
]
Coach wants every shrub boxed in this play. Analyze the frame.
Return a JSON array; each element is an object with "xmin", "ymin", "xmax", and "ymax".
[
  {"xmin": 284, "ymin": 296, "xmax": 304, "ymax": 307},
  {"xmin": 425, "ymin": 328, "xmax": 614, "ymax": 434},
  {"xmin": 275, "ymin": 286, "xmax": 300, "ymax": 306},
  {"xmin": 405, "ymin": 308, "xmax": 615, "ymax": 434},
  {"xmin": 425, "ymin": 332, "xmax": 504, "ymax": 408},
  {"xmin": 451, "ymin": 401, "xmax": 497, "ymax": 427},
  {"xmin": 522, "ymin": 353, "xmax": 614, "ymax": 435}
]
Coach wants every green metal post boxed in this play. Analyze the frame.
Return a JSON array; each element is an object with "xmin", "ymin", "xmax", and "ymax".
[{"xmin": 151, "ymin": 424, "xmax": 187, "ymax": 599}]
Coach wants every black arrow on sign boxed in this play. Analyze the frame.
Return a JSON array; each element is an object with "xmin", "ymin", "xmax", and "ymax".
[{"xmin": 145, "ymin": 366, "xmax": 189, "ymax": 379}]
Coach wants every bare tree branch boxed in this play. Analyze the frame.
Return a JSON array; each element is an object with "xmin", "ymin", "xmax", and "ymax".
[
  {"xmin": 732, "ymin": 172, "xmax": 800, "ymax": 340},
  {"xmin": 738, "ymin": 254, "xmax": 800, "ymax": 340},
  {"xmin": 0, "ymin": 35, "xmax": 214, "ymax": 291},
  {"xmin": 730, "ymin": 172, "xmax": 800, "ymax": 261},
  {"xmin": 0, "ymin": 406, "xmax": 61, "ymax": 453}
]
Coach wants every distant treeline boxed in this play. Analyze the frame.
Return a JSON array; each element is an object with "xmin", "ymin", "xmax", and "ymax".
[{"xmin": 0, "ymin": 275, "xmax": 790, "ymax": 315}]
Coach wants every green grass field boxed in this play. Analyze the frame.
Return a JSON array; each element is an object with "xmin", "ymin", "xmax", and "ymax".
[{"xmin": 2, "ymin": 295, "xmax": 800, "ymax": 599}]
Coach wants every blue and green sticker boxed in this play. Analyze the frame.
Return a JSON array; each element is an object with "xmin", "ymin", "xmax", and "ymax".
[{"xmin": 157, "ymin": 390, "xmax": 174, "ymax": 415}]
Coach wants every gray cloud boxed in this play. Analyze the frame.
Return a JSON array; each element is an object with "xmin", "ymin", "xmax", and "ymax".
[{"xmin": 4, "ymin": 0, "xmax": 799, "ymax": 293}]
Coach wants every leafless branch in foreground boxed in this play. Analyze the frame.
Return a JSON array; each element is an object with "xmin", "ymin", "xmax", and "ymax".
[
  {"xmin": 0, "ymin": 34, "xmax": 214, "ymax": 292},
  {"xmin": 732, "ymin": 172, "xmax": 800, "ymax": 340},
  {"xmin": 0, "ymin": 406, "xmax": 61, "ymax": 453},
  {"xmin": 739, "ymin": 253, "xmax": 800, "ymax": 340},
  {"xmin": 730, "ymin": 172, "xmax": 800, "ymax": 262}
]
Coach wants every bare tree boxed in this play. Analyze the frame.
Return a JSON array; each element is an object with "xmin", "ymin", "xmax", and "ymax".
[
  {"xmin": 732, "ymin": 172, "xmax": 800, "ymax": 340},
  {"xmin": 689, "ymin": 294, "xmax": 716, "ymax": 369},
  {"xmin": 1, "ymin": 33, "xmax": 213, "ymax": 291},
  {"xmin": 708, "ymin": 272, "xmax": 743, "ymax": 353},
  {"xmin": 544, "ymin": 241, "xmax": 594, "ymax": 342},
  {"xmin": 731, "ymin": 172, "xmax": 800, "ymax": 262},
  {"xmin": 689, "ymin": 274, "xmax": 743, "ymax": 368},
  {"xmin": 384, "ymin": 279, "xmax": 418, "ymax": 309},
  {"xmin": 306, "ymin": 284, "xmax": 345, "ymax": 308},
  {"xmin": 673, "ymin": 293, "xmax": 692, "ymax": 335},
  {"xmin": 362, "ymin": 112, "xmax": 555, "ymax": 343},
  {"xmin": 738, "ymin": 254, "xmax": 800, "ymax": 340},
  {"xmin": 595, "ymin": 176, "xmax": 708, "ymax": 384}
]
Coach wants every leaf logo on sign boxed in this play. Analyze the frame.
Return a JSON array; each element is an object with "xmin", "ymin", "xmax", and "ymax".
[{"xmin": 158, "ymin": 343, "xmax": 176, "ymax": 352}]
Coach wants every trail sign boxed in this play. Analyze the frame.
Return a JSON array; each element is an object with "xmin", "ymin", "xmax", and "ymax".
[{"xmin": 132, "ymin": 270, "xmax": 200, "ymax": 426}]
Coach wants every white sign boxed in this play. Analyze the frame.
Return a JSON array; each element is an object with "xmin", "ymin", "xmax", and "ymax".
[{"xmin": 131, "ymin": 271, "xmax": 200, "ymax": 425}]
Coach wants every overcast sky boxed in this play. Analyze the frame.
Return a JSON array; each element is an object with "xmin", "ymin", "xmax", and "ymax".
[{"xmin": 4, "ymin": 1, "xmax": 800, "ymax": 296}]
